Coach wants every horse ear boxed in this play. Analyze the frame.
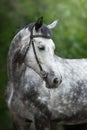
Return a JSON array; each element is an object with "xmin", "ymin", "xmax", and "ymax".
[
  {"xmin": 47, "ymin": 20, "xmax": 58, "ymax": 29},
  {"xmin": 35, "ymin": 17, "xmax": 43, "ymax": 31}
]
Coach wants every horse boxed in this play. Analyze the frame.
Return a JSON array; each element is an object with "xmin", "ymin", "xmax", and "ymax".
[{"xmin": 5, "ymin": 17, "xmax": 87, "ymax": 130}]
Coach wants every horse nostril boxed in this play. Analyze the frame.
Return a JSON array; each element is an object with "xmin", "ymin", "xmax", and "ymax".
[{"xmin": 53, "ymin": 78, "xmax": 59, "ymax": 84}]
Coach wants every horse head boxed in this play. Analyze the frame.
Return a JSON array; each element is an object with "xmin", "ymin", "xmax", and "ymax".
[{"xmin": 9, "ymin": 17, "xmax": 62, "ymax": 88}]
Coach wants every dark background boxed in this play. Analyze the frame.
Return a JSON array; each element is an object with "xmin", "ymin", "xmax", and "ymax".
[{"xmin": 0, "ymin": 0, "xmax": 87, "ymax": 130}]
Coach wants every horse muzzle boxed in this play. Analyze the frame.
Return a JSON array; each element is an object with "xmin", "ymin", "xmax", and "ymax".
[{"xmin": 41, "ymin": 70, "xmax": 62, "ymax": 89}]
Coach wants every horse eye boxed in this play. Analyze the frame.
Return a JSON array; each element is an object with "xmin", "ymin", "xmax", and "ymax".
[{"xmin": 38, "ymin": 45, "xmax": 45, "ymax": 51}]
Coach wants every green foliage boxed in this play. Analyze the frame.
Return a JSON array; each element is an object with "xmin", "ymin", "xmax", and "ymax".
[{"xmin": 0, "ymin": 0, "xmax": 87, "ymax": 130}]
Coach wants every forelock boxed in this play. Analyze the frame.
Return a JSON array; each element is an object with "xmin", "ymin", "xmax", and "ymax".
[
  {"xmin": 40, "ymin": 24, "xmax": 51, "ymax": 37},
  {"xmin": 25, "ymin": 23, "xmax": 51, "ymax": 38}
]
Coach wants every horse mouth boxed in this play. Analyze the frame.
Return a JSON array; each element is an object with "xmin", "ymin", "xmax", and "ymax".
[{"xmin": 45, "ymin": 79, "xmax": 62, "ymax": 89}]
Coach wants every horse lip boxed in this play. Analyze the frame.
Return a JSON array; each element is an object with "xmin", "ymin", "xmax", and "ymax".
[
  {"xmin": 46, "ymin": 84, "xmax": 58, "ymax": 89},
  {"xmin": 46, "ymin": 82, "xmax": 58, "ymax": 89}
]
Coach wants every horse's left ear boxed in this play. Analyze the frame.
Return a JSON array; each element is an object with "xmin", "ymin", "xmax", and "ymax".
[
  {"xmin": 47, "ymin": 20, "xmax": 58, "ymax": 29},
  {"xmin": 35, "ymin": 17, "xmax": 43, "ymax": 31}
]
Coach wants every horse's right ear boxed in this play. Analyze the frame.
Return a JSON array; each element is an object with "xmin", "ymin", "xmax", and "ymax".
[{"xmin": 35, "ymin": 17, "xmax": 43, "ymax": 31}]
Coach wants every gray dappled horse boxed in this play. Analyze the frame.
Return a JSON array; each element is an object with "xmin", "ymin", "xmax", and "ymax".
[{"xmin": 5, "ymin": 17, "xmax": 87, "ymax": 130}]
